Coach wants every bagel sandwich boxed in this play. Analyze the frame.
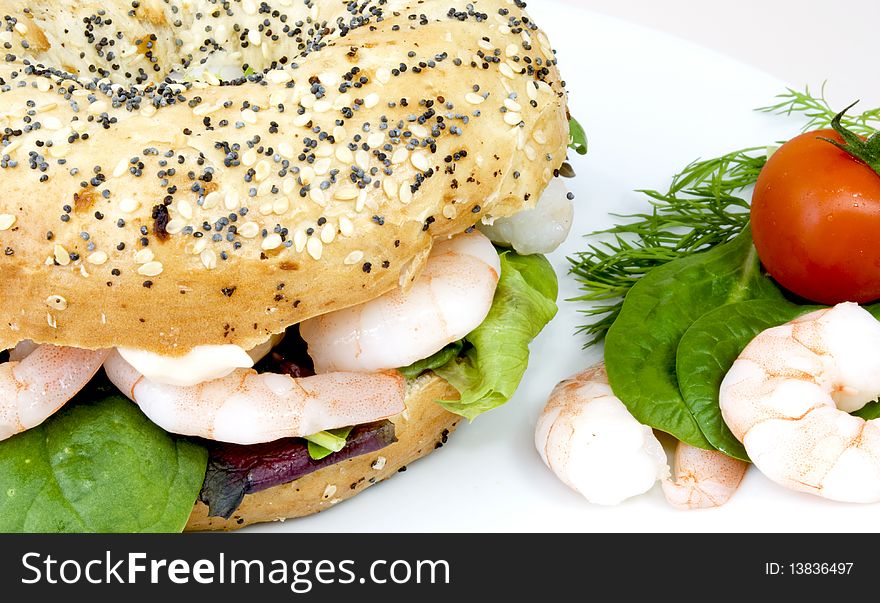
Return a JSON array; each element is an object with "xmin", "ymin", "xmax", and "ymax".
[{"xmin": 0, "ymin": 0, "xmax": 577, "ymax": 532}]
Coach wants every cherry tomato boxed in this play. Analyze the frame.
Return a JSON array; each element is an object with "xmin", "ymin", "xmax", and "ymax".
[{"xmin": 750, "ymin": 129, "xmax": 880, "ymax": 304}]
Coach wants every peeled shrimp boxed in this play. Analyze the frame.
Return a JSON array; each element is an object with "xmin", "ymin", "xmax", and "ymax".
[
  {"xmin": 0, "ymin": 343, "xmax": 109, "ymax": 441},
  {"xmin": 661, "ymin": 442, "xmax": 747, "ymax": 509},
  {"xmin": 536, "ymin": 363, "xmax": 746, "ymax": 508},
  {"xmin": 720, "ymin": 302, "xmax": 880, "ymax": 502},
  {"xmin": 103, "ymin": 349, "xmax": 405, "ymax": 445},
  {"xmin": 479, "ymin": 177, "xmax": 574, "ymax": 255},
  {"xmin": 300, "ymin": 230, "xmax": 501, "ymax": 373}
]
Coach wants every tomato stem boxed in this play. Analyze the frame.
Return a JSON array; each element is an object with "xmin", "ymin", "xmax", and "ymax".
[{"xmin": 820, "ymin": 102, "xmax": 880, "ymax": 177}]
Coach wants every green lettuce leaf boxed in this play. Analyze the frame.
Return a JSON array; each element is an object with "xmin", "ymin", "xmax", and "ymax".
[
  {"xmin": 0, "ymin": 382, "xmax": 207, "ymax": 533},
  {"xmin": 434, "ymin": 251, "xmax": 558, "ymax": 420},
  {"xmin": 569, "ymin": 116, "xmax": 588, "ymax": 155},
  {"xmin": 305, "ymin": 427, "xmax": 354, "ymax": 461}
]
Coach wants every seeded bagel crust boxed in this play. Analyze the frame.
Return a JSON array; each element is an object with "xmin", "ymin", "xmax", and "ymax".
[
  {"xmin": 0, "ymin": 0, "xmax": 568, "ymax": 355},
  {"xmin": 185, "ymin": 371, "xmax": 461, "ymax": 531}
]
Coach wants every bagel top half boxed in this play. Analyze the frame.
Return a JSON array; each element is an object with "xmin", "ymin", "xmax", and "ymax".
[{"xmin": 0, "ymin": 0, "xmax": 569, "ymax": 355}]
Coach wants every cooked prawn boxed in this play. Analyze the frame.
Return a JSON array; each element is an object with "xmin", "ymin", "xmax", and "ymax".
[
  {"xmin": 661, "ymin": 443, "xmax": 747, "ymax": 509},
  {"xmin": 0, "ymin": 343, "xmax": 110, "ymax": 441},
  {"xmin": 300, "ymin": 230, "xmax": 501, "ymax": 373},
  {"xmin": 719, "ymin": 302, "xmax": 880, "ymax": 502},
  {"xmin": 103, "ymin": 349, "xmax": 406, "ymax": 445},
  {"xmin": 536, "ymin": 363, "xmax": 746, "ymax": 508},
  {"xmin": 479, "ymin": 177, "xmax": 574, "ymax": 255},
  {"xmin": 535, "ymin": 364, "xmax": 668, "ymax": 505}
]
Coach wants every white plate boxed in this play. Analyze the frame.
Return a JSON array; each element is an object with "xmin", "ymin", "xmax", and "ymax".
[{"xmin": 257, "ymin": 0, "xmax": 860, "ymax": 533}]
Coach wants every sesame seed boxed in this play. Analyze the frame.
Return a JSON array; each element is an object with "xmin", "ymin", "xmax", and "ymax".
[
  {"xmin": 376, "ymin": 68, "xmax": 392, "ymax": 84},
  {"xmin": 320, "ymin": 223, "xmax": 336, "ymax": 244},
  {"xmin": 262, "ymin": 233, "xmax": 283, "ymax": 250},
  {"xmin": 53, "ymin": 244, "xmax": 70, "ymax": 266},
  {"xmin": 203, "ymin": 192, "xmax": 221, "ymax": 209},
  {"xmin": 134, "ymin": 248, "xmax": 155, "ymax": 264},
  {"xmin": 87, "ymin": 251, "xmax": 108, "ymax": 265},
  {"xmin": 177, "ymin": 199, "xmax": 194, "ymax": 220},
  {"xmin": 335, "ymin": 146, "xmax": 354, "ymax": 164},
  {"xmin": 137, "ymin": 261, "xmax": 163, "ymax": 277},
  {"xmin": 113, "ymin": 158, "xmax": 129, "ymax": 178},
  {"xmin": 119, "ymin": 198, "xmax": 140, "ymax": 214},
  {"xmin": 200, "ymin": 249, "xmax": 218, "ymax": 270},
  {"xmin": 344, "ymin": 250, "xmax": 364, "ymax": 265},
  {"xmin": 391, "ymin": 149, "xmax": 409, "ymax": 165},
  {"xmin": 363, "ymin": 93, "xmax": 380, "ymax": 109},
  {"xmin": 306, "ymin": 237, "xmax": 323, "ymax": 260},
  {"xmin": 165, "ymin": 219, "xmax": 185, "ymax": 235},
  {"xmin": 367, "ymin": 132, "xmax": 385, "ymax": 148},
  {"xmin": 399, "ymin": 182, "xmax": 414, "ymax": 204},
  {"xmin": 334, "ymin": 186, "xmax": 359, "ymax": 201},
  {"xmin": 0, "ymin": 214, "xmax": 16, "ymax": 231},
  {"xmin": 504, "ymin": 111, "xmax": 523, "ymax": 126},
  {"xmin": 255, "ymin": 160, "xmax": 271, "ymax": 181},
  {"xmin": 224, "ymin": 190, "xmax": 240, "ymax": 211},
  {"xmin": 289, "ymin": 229, "xmax": 305, "ymax": 252},
  {"xmin": 382, "ymin": 177, "xmax": 398, "ymax": 199},
  {"xmin": 270, "ymin": 196, "xmax": 289, "ymax": 216},
  {"xmin": 339, "ymin": 216, "xmax": 354, "ymax": 237},
  {"xmin": 42, "ymin": 116, "xmax": 62, "ymax": 131},
  {"xmin": 278, "ymin": 142, "xmax": 295, "ymax": 159},
  {"xmin": 411, "ymin": 151, "xmax": 431, "ymax": 172},
  {"xmin": 310, "ymin": 188, "xmax": 326, "ymax": 206},
  {"xmin": 267, "ymin": 70, "xmax": 292, "ymax": 85},
  {"xmin": 299, "ymin": 166, "xmax": 316, "ymax": 185}
]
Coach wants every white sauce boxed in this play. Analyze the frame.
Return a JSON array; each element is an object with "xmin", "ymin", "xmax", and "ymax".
[{"xmin": 117, "ymin": 345, "xmax": 254, "ymax": 387}]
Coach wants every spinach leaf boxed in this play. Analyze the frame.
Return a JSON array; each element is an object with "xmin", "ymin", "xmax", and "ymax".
[
  {"xmin": 0, "ymin": 386, "xmax": 207, "ymax": 533},
  {"xmin": 604, "ymin": 226, "xmax": 784, "ymax": 448},
  {"xmin": 399, "ymin": 341, "xmax": 463, "ymax": 380},
  {"xmin": 676, "ymin": 300, "xmax": 822, "ymax": 461},
  {"xmin": 852, "ymin": 402, "xmax": 880, "ymax": 420}
]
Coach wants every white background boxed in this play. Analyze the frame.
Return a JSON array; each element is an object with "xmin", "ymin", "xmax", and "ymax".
[{"xmin": 573, "ymin": 0, "xmax": 880, "ymax": 107}]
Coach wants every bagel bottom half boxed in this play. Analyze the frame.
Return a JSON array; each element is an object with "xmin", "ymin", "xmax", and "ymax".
[{"xmin": 185, "ymin": 373, "xmax": 461, "ymax": 531}]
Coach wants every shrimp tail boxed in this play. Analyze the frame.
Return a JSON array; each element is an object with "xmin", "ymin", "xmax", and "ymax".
[
  {"xmin": 661, "ymin": 442, "xmax": 747, "ymax": 510},
  {"xmin": 0, "ymin": 345, "xmax": 110, "ymax": 441}
]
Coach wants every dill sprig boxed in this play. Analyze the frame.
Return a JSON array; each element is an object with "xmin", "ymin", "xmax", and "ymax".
[
  {"xmin": 757, "ymin": 83, "xmax": 880, "ymax": 135},
  {"xmin": 568, "ymin": 149, "xmax": 766, "ymax": 345}
]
